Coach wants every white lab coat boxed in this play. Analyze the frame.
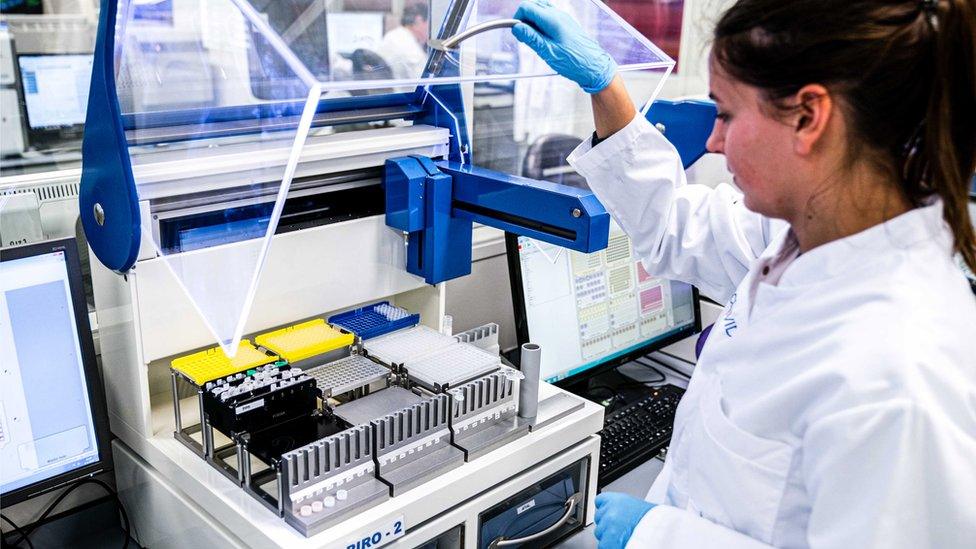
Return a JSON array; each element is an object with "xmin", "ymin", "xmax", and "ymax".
[{"xmin": 567, "ymin": 114, "xmax": 976, "ymax": 548}]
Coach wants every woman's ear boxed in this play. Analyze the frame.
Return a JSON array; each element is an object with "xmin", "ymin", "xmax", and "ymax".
[{"xmin": 791, "ymin": 84, "xmax": 832, "ymax": 156}]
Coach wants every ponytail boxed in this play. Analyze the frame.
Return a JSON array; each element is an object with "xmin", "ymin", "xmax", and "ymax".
[{"xmin": 922, "ymin": 0, "xmax": 976, "ymax": 271}]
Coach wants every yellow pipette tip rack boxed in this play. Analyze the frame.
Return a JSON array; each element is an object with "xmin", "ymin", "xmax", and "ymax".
[
  {"xmin": 255, "ymin": 319, "xmax": 354, "ymax": 364},
  {"xmin": 170, "ymin": 340, "xmax": 278, "ymax": 386}
]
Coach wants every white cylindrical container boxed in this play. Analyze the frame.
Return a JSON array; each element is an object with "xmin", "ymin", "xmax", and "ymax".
[{"xmin": 518, "ymin": 343, "xmax": 541, "ymax": 419}]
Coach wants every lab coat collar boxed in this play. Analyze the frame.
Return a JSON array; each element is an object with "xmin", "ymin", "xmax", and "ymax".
[{"xmin": 776, "ymin": 198, "xmax": 951, "ymax": 287}]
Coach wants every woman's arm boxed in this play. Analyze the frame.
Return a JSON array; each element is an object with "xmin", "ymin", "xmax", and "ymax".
[
  {"xmin": 567, "ymin": 115, "xmax": 778, "ymax": 302},
  {"xmin": 513, "ymin": 0, "xmax": 780, "ymax": 300},
  {"xmin": 592, "ymin": 76, "xmax": 636, "ymax": 139}
]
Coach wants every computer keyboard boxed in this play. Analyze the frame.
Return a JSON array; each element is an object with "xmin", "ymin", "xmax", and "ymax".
[{"xmin": 597, "ymin": 384, "xmax": 685, "ymax": 487}]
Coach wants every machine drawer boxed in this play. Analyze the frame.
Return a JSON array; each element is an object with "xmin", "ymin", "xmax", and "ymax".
[
  {"xmin": 477, "ymin": 458, "xmax": 588, "ymax": 549},
  {"xmin": 389, "ymin": 433, "xmax": 599, "ymax": 549}
]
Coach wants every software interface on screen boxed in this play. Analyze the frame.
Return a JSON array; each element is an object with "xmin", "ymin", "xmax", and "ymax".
[
  {"xmin": 17, "ymin": 54, "xmax": 93, "ymax": 129},
  {"xmin": 0, "ymin": 250, "xmax": 100, "ymax": 495},
  {"xmin": 517, "ymin": 223, "xmax": 696, "ymax": 383}
]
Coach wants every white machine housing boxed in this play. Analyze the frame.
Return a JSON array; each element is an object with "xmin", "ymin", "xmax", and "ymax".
[{"xmin": 91, "ymin": 123, "xmax": 605, "ymax": 548}]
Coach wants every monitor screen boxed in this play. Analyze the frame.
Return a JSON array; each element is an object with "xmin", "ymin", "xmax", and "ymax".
[
  {"xmin": 0, "ymin": 240, "xmax": 108, "ymax": 502},
  {"xmin": 327, "ymin": 12, "xmax": 385, "ymax": 57},
  {"xmin": 509, "ymin": 222, "xmax": 699, "ymax": 384},
  {"xmin": 17, "ymin": 54, "xmax": 93, "ymax": 130}
]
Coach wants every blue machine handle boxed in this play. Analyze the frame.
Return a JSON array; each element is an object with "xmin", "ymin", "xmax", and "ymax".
[
  {"xmin": 79, "ymin": 0, "xmax": 141, "ymax": 272},
  {"xmin": 645, "ymin": 99, "xmax": 717, "ymax": 169}
]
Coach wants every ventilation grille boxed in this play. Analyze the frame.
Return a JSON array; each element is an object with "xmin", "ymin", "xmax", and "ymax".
[{"xmin": 3, "ymin": 182, "xmax": 81, "ymax": 203}]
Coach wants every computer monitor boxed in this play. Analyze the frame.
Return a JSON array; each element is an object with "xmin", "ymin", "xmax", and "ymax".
[
  {"xmin": 15, "ymin": 53, "xmax": 93, "ymax": 148},
  {"xmin": 327, "ymin": 12, "xmax": 385, "ymax": 57},
  {"xmin": 507, "ymin": 222, "xmax": 700, "ymax": 385},
  {"xmin": 0, "ymin": 238, "xmax": 111, "ymax": 505}
]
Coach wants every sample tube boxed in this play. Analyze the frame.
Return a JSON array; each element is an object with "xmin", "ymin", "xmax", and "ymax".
[{"xmin": 518, "ymin": 343, "xmax": 541, "ymax": 419}]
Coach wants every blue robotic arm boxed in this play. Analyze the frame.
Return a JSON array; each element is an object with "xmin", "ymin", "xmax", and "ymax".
[{"xmin": 384, "ymin": 98, "xmax": 717, "ymax": 284}]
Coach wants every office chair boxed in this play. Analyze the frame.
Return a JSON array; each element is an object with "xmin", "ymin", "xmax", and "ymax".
[
  {"xmin": 520, "ymin": 133, "xmax": 587, "ymax": 190},
  {"xmin": 347, "ymin": 49, "xmax": 394, "ymax": 97}
]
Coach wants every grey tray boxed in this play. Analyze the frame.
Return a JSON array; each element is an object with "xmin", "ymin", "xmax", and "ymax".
[{"xmin": 333, "ymin": 386, "xmax": 424, "ymax": 427}]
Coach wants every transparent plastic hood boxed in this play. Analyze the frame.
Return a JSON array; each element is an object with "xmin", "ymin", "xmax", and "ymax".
[
  {"xmin": 111, "ymin": 0, "xmax": 673, "ymax": 355},
  {"xmin": 116, "ymin": 0, "xmax": 673, "ymax": 104},
  {"xmin": 238, "ymin": 0, "xmax": 675, "ymax": 93}
]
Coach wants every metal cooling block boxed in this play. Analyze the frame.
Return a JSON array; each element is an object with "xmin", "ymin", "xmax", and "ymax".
[
  {"xmin": 448, "ymin": 370, "xmax": 529, "ymax": 461},
  {"xmin": 333, "ymin": 386, "xmax": 424, "ymax": 427},
  {"xmin": 371, "ymin": 394, "xmax": 464, "ymax": 496},
  {"xmin": 280, "ymin": 425, "xmax": 389, "ymax": 537},
  {"xmin": 453, "ymin": 322, "xmax": 500, "ymax": 355}
]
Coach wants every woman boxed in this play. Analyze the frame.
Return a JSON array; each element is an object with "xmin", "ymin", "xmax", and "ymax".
[{"xmin": 511, "ymin": 0, "xmax": 976, "ymax": 547}]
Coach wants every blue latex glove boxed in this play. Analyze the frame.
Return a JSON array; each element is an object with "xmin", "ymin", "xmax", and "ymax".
[
  {"xmin": 594, "ymin": 492, "xmax": 656, "ymax": 549},
  {"xmin": 512, "ymin": 0, "xmax": 616, "ymax": 93}
]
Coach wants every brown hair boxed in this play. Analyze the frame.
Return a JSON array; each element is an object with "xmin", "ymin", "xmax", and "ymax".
[{"xmin": 713, "ymin": 0, "xmax": 976, "ymax": 271}]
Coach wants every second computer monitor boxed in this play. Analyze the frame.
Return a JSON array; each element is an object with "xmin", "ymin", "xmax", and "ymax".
[
  {"xmin": 507, "ymin": 222, "xmax": 700, "ymax": 385},
  {"xmin": 16, "ymin": 53, "xmax": 92, "ymax": 148}
]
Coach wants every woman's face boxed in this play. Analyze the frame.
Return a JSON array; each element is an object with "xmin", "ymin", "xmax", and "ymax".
[{"xmin": 705, "ymin": 58, "xmax": 803, "ymax": 220}]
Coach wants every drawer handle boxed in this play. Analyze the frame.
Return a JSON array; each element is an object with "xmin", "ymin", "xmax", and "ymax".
[{"xmin": 488, "ymin": 492, "xmax": 581, "ymax": 548}]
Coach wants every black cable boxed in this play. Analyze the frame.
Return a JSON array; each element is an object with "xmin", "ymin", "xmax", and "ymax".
[
  {"xmin": 645, "ymin": 356, "xmax": 692, "ymax": 379},
  {"xmin": 1, "ymin": 514, "xmax": 35, "ymax": 549},
  {"xmin": 8, "ymin": 478, "xmax": 131, "ymax": 549}
]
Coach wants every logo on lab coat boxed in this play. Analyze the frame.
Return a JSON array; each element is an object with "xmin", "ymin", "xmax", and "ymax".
[{"xmin": 723, "ymin": 293, "xmax": 738, "ymax": 337}]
